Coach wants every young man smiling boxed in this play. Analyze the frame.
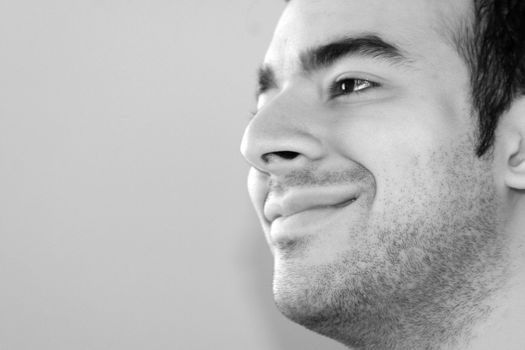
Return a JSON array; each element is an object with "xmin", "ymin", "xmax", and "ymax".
[{"xmin": 241, "ymin": 0, "xmax": 525, "ymax": 349}]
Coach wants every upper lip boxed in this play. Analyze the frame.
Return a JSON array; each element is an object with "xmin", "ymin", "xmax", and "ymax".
[{"xmin": 263, "ymin": 186, "xmax": 359, "ymax": 222}]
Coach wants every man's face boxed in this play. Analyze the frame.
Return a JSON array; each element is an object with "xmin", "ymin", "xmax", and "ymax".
[{"xmin": 241, "ymin": 0, "xmax": 505, "ymax": 346}]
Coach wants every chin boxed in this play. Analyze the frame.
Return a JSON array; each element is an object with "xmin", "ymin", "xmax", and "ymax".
[
  {"xmin": 272, "ymin": 265, "xmax": 339, "ymax": 331},
  {"xmin": 271, "ymin": 260, "xmax": 388, "ymax": 349}
]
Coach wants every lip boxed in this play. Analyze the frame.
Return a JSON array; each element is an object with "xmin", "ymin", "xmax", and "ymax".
[
  {"xmin": 266, "ymin": 195, "xmax": 359, "ymax": 244},
  {"xmin": 264, "ymin": 186, "xmax": 359, "ymax": 223}
]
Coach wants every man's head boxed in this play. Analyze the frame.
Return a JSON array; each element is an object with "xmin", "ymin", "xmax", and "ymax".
[{"xmin": 241, "ymin": 0, "xmax": 525, "ymax": 348}]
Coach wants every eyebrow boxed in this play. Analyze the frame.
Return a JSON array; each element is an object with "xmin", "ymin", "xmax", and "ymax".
[{"xmin": 256, "ymin": 34, "xmax": 410, "ymax": 99}]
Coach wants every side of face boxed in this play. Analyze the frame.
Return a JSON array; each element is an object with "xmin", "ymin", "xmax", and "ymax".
[{"xmin": 241, "ymin": 0, "xmax": 507, "ymax": 348}]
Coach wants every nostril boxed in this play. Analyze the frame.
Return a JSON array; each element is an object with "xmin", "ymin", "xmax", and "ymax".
[
  {"xmin": 275, "ymin": 151, "xmax": 299, "ymax": 159},
  {"xmin": 262, "ymin": 151, "xmax": 300, "ymax": 163}
]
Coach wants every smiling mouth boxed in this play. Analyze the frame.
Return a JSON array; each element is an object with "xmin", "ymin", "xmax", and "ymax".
[
  {"xmin": 264, "ymin": 193, "xmax": 361, "ymax": 245},
  {"xmin": 274, "ymin": 197, "xmax": 358, "ymax": 220},
  {"xmin": 334, "ymin": 197, "xmax": 357, "ymax": 208},
  {"xmin": 264, "ymin": 186, "xmax": 361, "ymax": 224}
]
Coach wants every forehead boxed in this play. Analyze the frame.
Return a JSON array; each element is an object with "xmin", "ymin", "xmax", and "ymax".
[{"xmin": 265, "ymin": 0, "xmax": 472, "ymax": 73}]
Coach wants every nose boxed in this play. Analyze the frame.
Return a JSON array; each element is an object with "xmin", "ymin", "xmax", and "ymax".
[{"xmin": 240, "ymin": 94, "xmax": 326, "ymax": 175}]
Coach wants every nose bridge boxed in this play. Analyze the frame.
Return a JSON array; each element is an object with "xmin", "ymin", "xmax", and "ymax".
[{"xmin": 240, "ymin": 92, "xmax": 326, "ymax": 174}]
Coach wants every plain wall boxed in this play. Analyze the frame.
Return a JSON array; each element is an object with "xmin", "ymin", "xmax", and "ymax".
[{"xmin": 0, "ymin": 1, "xmax": 345, "ymax": 349}]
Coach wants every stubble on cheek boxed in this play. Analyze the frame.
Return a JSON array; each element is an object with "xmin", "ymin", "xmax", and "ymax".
[{"xmin": 272, "ymin": 134, "xmax": 507, "ymax": 349}]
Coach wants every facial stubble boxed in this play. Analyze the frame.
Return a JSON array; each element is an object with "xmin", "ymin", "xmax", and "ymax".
[{"xmin": 270, "ymin": 135, "xmax": 507, "ymax": 350}]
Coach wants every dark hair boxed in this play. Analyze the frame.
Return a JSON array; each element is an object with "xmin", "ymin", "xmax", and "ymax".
[{"xmin": 462, "ymin": 0, "xmax": 525, "ymax": 156}]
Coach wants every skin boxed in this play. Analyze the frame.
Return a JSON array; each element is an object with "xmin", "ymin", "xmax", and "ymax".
[{"xmin": 241, "ymin": 0, "xmax": 525, "ymax": 349}]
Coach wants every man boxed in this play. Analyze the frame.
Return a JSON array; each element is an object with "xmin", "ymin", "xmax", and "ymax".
[{"xmin": 241, "ymin": 0, "xmax": 525, "ymax": 349}]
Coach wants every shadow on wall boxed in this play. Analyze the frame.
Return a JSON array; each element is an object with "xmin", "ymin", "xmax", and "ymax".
[{"xmin": 241, "ymin": 215, "xmax": 345, "ymax": 350}]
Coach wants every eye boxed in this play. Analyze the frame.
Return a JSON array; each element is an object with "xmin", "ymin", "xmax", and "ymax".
[{"xmin": 329, "ymin": 78, "xmax": 378, "ymax": 98}]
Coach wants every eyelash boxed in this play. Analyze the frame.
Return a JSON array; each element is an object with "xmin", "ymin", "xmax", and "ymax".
[{"xmin": 329, "ymin": 78, "xmax": 379, "ymax": 98}]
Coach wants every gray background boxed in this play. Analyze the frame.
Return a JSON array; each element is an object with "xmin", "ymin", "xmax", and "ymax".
[{"xmin": 0, "ymin": 1, "xmax": 344, "ymax": 349}]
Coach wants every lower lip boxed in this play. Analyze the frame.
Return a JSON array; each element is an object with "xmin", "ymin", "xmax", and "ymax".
[{"xmin": 269, "ymin": 199, "xmax": 357, "ymax": 243}]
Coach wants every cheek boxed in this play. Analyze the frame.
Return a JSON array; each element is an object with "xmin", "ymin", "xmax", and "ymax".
[
  {"xmin": 328, "ymin": 102, "xmax": 458, "ymax": 159},
  {"xmin": 326, "ymin": 103, "xmax": 470, "ymax": 212},
  {"xmin": 327, "ymin": 108, "xmax": 441, "ymax": 175}
]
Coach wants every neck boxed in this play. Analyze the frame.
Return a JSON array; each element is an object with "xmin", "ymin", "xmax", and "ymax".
[
  {"xmin": 453, "ymin": 196, "xmax": 525, "ymax": 350},
  {"xmin": 463, "ymin": 275, "xmax": 525, "ymax": 350}
]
